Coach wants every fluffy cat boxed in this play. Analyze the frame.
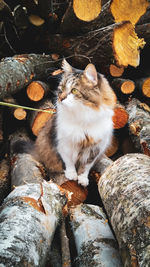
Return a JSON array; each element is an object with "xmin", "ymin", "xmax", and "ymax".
[{"xmin": 33, "ymin": 59, "xmax": 116, "ymax": 187}]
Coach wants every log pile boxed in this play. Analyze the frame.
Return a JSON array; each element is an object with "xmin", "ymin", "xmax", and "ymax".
[{"xmin": 0, "ymin": 0, "xmax": 150, "ymax": 266}]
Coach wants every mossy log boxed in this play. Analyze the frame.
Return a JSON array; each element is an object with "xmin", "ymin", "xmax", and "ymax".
[
  {"xmin": 68, "ymin": 204, "xmax": 123, "ymax": 266},
  {"xmin": 0, "ymin": 54, "xmax": 60, "ymax": 99},
  {"xmin": 48, "ymin": 21, "xmax": 145, "ymax": 75},
  {"xmin": 126, "ymin": 98, "xmax": 150, "ymax": 156},
  {"xmin": 98, "ymin": 153, "xmax": 150, "ymax": 266}
]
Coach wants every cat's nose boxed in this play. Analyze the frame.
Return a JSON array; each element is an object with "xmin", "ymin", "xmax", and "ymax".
[{"xmin": 58, "ymin": 92, "xmax": 67, "ymax": 102}]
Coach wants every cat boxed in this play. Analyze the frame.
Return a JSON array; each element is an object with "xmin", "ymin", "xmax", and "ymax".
[{"xmin": 32, "ymin": 59, "xmax": 116, "ymax": 187}]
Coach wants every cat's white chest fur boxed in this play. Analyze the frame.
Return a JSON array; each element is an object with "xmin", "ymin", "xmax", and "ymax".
[{"xmin": 56, "ymin": 96, "xmax": 113, "ymax": 167}]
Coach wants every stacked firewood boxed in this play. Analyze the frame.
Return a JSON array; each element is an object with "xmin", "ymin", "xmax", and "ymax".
[{"xmin": 0, "ymin": 0, "xmax": 150, "ymax": 266}]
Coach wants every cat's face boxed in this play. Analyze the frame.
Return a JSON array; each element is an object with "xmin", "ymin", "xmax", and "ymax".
[{"xmin": 57, "ymin": 59, "xmax": 116, "ymax": 110}]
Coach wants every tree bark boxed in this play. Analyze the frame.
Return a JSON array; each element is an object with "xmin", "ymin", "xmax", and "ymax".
[
  {"xmin": 98, "ymin": 153, "xmax": 150, "ymax": 266},
  {"xmin": 0, "ymin": 137, "xmax": 67, "ymax": 266},
  {"xmin": 68, "ymin": 203, "xmax": 123, "ymax": 266},
  {"xmin": 0, "ymin": 157, "xmax": 10, "ymax": 205},
  {"xmin": 126, "ymin": 98, "xmax": 150, "ymax": 156},
  {"xmin": 0, "ymin": 54, "xmax": 60, "ymax": 99},
  {"xmin": 0, "ymin": 181, "xmax": 66, "ymax": 266}
]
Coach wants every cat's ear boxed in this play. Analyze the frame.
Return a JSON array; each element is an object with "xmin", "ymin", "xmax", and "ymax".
[
  {"xmin": 62, "ymin": 59, "xmax": 72, "ymax": 73},
  {"xmin": 84, "ymin": 64, "xmax": 98, "ymax": 85}
]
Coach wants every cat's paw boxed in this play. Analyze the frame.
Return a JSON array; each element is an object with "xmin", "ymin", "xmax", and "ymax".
[
  {"xmin": 65, "ymin": 169, "xmax": 78, "ymax": 181},
  {"xmin": 78, "ymin": 174, "xmax": 89, "ymax": 187}
]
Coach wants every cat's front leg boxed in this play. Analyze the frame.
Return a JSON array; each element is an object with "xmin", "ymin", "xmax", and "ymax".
[
  {"xmin": 64, "ymin": 166, "xmax": 78, "ymax": 181},
  {"xmin": 77, "ymin": 147, "xmax": 100, "ymax": 187},
  {"xmin": 58, "ymin": 144, "xmax": 78, "ymax": 181}
]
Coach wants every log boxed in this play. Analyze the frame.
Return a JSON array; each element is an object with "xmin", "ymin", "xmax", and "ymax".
[
  {"xmin": 0, "ymin": 181, "xmax": 66, "ymax": 266},
  {"xmin": 90, "ymin": 154, "xmax": 113, "ymax": 184},
  {"xmin": 61, "ymin": 0, "xmax": 148, "ymax": 34},
  {"xmin": 28, "ymin": 14, "xmax": 45, "ymax": 26},
  {"xmin": 60, "ymin": 218, "xmax": 71, "ymax": 267},
  {"xmin": 136, "ymin": 23, "xmax": 150, "ymax": 45},
  {"xmin": 0, "ymin": 137, "xmax": 67, "ymax": 266},
  {"xmin": 109, "ymin": 64, "xmax": 124, "ymax": 77},
  {"xmin": 135, "ymin": 77, "xmax": 150, "ymax": 98},
  {"xmin": 126, "ymin": 98, "xmax": 150, "ymax": 156},
  {"xmin": 137, "ymin": 4, "xmax": 150, "ymax": 25},
  {"xmin": 110, "ymin": 0, "xmax": 149, "ymax": 25},
  {"xmin": 48, "ymin": 21, "xmax": 145, "ymax": 75},
  {"xmin": 112, "ymin": 103, "xmax": 129, "ymax": 129},
  {"xmin": 0, "ymin": 107, "xmax": 3, "ymax": 142},
  {"xmin": 68, "ymin": 204, "xmax": 123, "ymax": 266},
  {"xmin": 112, "ymin": 78, "xmax": 135, "ymax": 95},
  {"xmin": 3, "ymin": 96, "xmax": 27, "ymax": 120},
  {"xmin": 28, "ymin": 100, "xmax": 56, "ymax": 136},
  {"xmin": 0, "ymin": 157, "xmax": 10, "ymax": 205},
  {"xmin": 105, "ymin": 135, "xmax": 119, "ymax": 157},
  {"xmin": 26, "ymin": 80, "xmax": 50, "ymax": 102},
  {"xmin": 73, "ymin": 0, "xmax": 101, "ymax": 22},
  {"xmin": 98, "ymin": 153, "xmax": 150, "ymax": 266},
  {"xmin": 61, "ymin": 0, "xmax": 103, "ymax": 34},
  {"xmin": 0, "ymin": 54, "xmax": 60, "ymax": 99}
]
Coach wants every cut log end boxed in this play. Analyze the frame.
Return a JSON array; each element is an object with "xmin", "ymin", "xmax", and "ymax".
[
  {"xmin": 113, "ymin": 21, "xmax": 145, "ymax": 67},
  {"xmin": 109, "ymin": 64, "xmax": 124, "ymax": 77},
  {"xmin": 31, "ymin": 108, "xmax": 55, "ymax": 136},
  {"xmin": 13, "ymin": 108, "xmax": 27, "ymax": 120},
  {"xmin": 29, "ymin": 14, "xmax": 45, "ymax": 26},
  {"xmin": 142, "ymin": 78, "xmax": 150, "ymax": 98},
  {"xmin": 27, "ymin": 81, "xmax": 45, "ymax": 102},
  {"xmin": 110, "ymin": 0, "xmax": 149, "ymax": 25},
  {"xmin": 121, "ymin": 80, "xmax": 135, "ymax": 94},
  {"xmin": 61, "ymin": 180, "xmax": 88, "ymax": 208},
  {"xmin": 113, "ymin": 105, "xmax": 129, "ymax": 129},
  {"xmin": 73, "ymin": 0, "xmax": 101, "ymax": 21}
]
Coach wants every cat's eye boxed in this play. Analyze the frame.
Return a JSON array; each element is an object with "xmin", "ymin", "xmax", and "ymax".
[{"xmin": 71, "ymin": 88, "xmax": 78, "ymax": 94}]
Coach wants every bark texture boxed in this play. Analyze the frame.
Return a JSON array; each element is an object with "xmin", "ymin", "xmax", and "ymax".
[
  {"xmin": 98, "ymin": 153, "xmax": 150, "ymax": 266},
  {"xmin": 0, "ymin": 54, "xmax": 60, "ymax": 99},
  {"xmin": 0, "ymin": 181, "xmax": 66, "ymax": 267},
  {"xmin": 126, "ymin": 98, "xmax": 150, "ymax": 156},
  {"xmin": 69, "ymin": 203, "xmax": 123, "ymax": 266}
]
